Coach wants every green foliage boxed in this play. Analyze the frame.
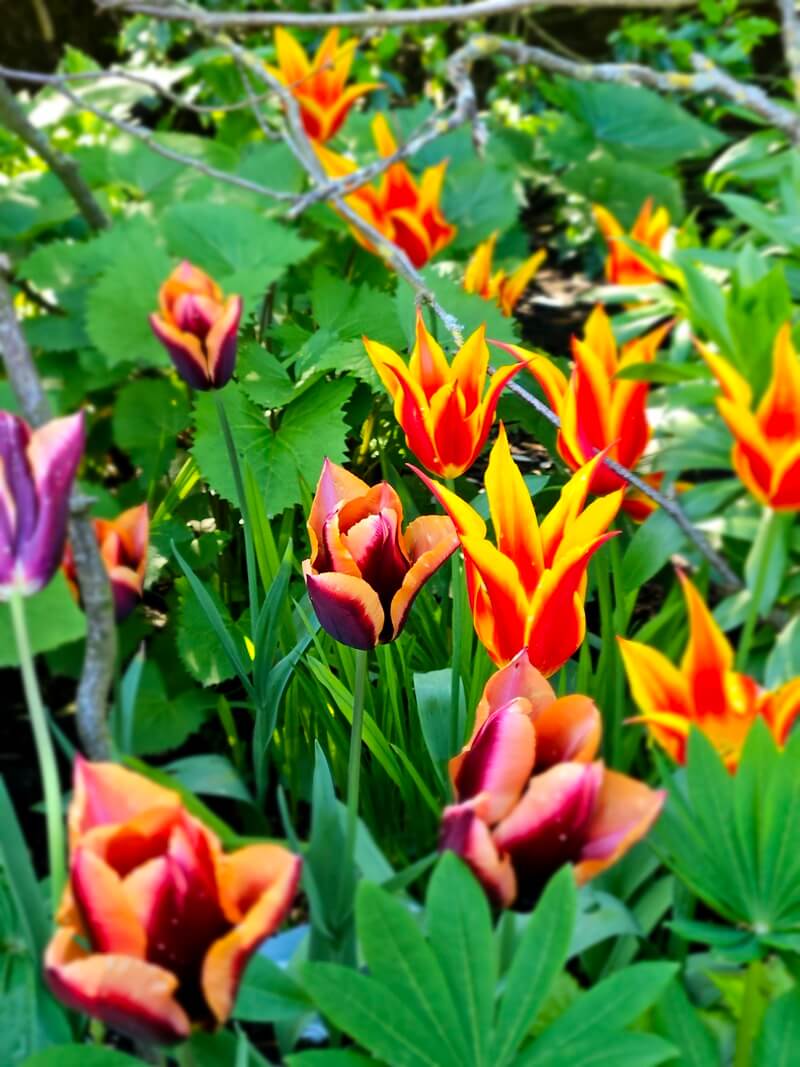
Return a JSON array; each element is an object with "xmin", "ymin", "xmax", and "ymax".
[{"xmin": 0, "ymin": 575, "xmax": 85, "ymax": 668}]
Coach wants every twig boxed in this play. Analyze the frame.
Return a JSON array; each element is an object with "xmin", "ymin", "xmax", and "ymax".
[
  {"xmin": 0, "ymin": 78, "xmax": 110, "ymax": 230},
  {"xmin": 0, "ymin": 267, "xmax": 115, "ymax": 760},
  {"xmin": 777, "ymin": 0, "xmax": 800, "ymax": 103}
]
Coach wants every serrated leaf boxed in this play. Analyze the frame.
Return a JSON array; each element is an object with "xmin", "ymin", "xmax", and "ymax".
[
  {"xmin": 113, "ymin": 376, "xmax": 191, "ymax": 485},
  {"xmin": 176, "ymin": 581, "xmax": 246, "ymax": 687},
  {"xmin": 130, "ymin": 661, "xmax": 213, "ymax": 756}
]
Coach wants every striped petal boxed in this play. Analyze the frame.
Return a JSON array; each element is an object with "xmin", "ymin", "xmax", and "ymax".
[
  {"xmin": 575, "ymin": 770, "xmax": 664, "ymax": 883},
  {"xmin": 307, "ymin": 458, "xmax": 370, "ymax": 567},
  {"xmin": 439, "ymin": 801, "xmax": 516, "ymax": 907},
  {"xmin": 69, "ymin": 758, "xmax": 179, "ymax": 846},
  {"xmin": 617, "ymin": 636, "xmax": 691, "ymax": 720},
  {"xmin": 390, "ymin": 513, "xmax": 457, "ymax": 638},
  {"xmin": 453, "ymin": 703, "xmax": 537, "ymax": 821},
  {"xmin": 150, "ymin": 314, "xmax": 211, "ymax": 390},
  {"xmin": 499, "ymin": 249, "xmax": 547, "ymax": 315},
  {"xmin": 678, "ymin": 573, "xmax": 733, "ymax": 716},
  {"xmin": 303, "ymin": 562, "xmax": 384, "ymax": 649},
  {"xmin": 205, "ymin": 294, "xmax": 243, "ymax": 389},
  {"xmin": 484, "ymin": 423, "xmax": 543, "ymax": 595}
]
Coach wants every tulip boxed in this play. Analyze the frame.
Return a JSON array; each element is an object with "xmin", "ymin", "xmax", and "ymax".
[
  {"xmin": 0, "ymin": 410, "xmax": 84, "ymax": 600},
  {"xmin": 63, "ymin": 503, "xmax": 149, "ymax": 622},
  {"xmin": 266, "ymin": 28, "xmax": 379, "ymax": 142},
  {"xmin": 150, "ymin": 262, "xmax": 242, "ymax": 391},
  {"xmin": 45, "ymin": 759, "xmax": 301, "ymax": 1045},
  {"xmin": 363, "ymin": 311, "xmax": 524, "ymax": 478},
  {"xmin": 593, "ymin": 198, "xmax": 670, "ymax": 287},
  {"xmin": 416, "ymin": 424, "xmax": 622, "ymax": 674},
  {"xmin": 303, "ymin": 458, "xmax": 458, "ymax": 649},
  {"xmin": 315, "ymin": 114, "xmax": 456, "ymax": 268},
  {"xmin": 462, "ymin": 232, "xmax": 547, "ymax": 316},
  {"xmin": 618, "ymin": 572, "xmax": 800, "ymax": 770},
  {"xmin": 497, "ymin": 306, "xmax": 671, "ymax": 519},
  {"xmin": 699, "ymin": 323, "xmax": 800, "ymax": 510},
  {"xmin": 439, "ymin": 650, "xmax": 664, "ymax": 905}
]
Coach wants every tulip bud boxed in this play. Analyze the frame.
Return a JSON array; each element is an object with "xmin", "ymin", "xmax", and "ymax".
[
  {"xmin": 63, "ymin": 503, "xmax": 149, "ymax": 621},
  {"xmin": 150, "ymin": 261, "xmax": 242, "ymax": 391}
]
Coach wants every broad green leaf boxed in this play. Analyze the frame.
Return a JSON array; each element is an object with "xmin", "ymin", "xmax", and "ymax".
[
  {"xmin": 564, "ymin": 157, "xmax": 683, "ymax": 223},
  {"xmin": 286, "ymin": 1054, "xmax": 374, "ymax": 1067},
  {"xmin": 754, "ymin": 988, "xmax": 800, "ymax": 1067},
  {"xmin": 176, "ymin": 580, "xmax": 248, "ymax": 688},
  {"xmin": 444, "ymin": 159, "xmax": 520, "ymax": 250},
  {"xmin": 129, "ymin": 661, "xmax": 213, "ymax": 756},
  {"xmin": 0, "ymin": 573, "xmax": 85, "ymax": 667},
  {"xmin": 516, "ymin": 1029, "xmax": 676, "ymax": 1067},
  {"xmin": 165, "ymin": 754, "xmax": 253, "ymax": 805},
  {"xmin": 413, "ymin": 667, "xmax": 461, "ymax": 764},
  {"xmin": 652, "ymin": 979, "xmax": 720, "ymax": 1067},
  {"xmin": 234, "ymin": 953, "xmax": 312, "ymax": 1023},
  {"xmin": 113, "ymin": 376, "xmax": 191, "ymax": 486},
  {"xmin": 22, "ymin": 1048, "xmax": 142, "ymax": 1066}
]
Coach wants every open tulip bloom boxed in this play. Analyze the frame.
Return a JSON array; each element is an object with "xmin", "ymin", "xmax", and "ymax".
[
  {"xmin": 593, "ymin": 197, "xmax": 671, "ymax": 287},
  {"xmin": 699, "ymin": 323, "xmax": 800, "ymax": 510},
  {"xmin": 463, "ymin": 232, "xmax": 547, "ymax": 316},
  {"xmin": 303, "ymin": 458, "xmax": 458, "ymax": 649},
  {"xmin": 45, "ymin": 760, "xmax": 301, "ymax": 1045},
  {"xmin": 266, "ymin": 28, "xmax": 379, "ymax": 142},
  {"xmin": 63, "ymin": 503, "xmax": 149, "ymax": 621},
  {"xmin": 150, "ymin": 261, "xmax": 242, "ymax": 391},
  {"xmin": 619, "ymin": 573, "xmax": 800, "ymax": 770},
  {"xmin": 315, "ymin": 114, "xmax": 456, "ymax": 268},
  {"xmin": 0, "ymin": 410, "xmax": 85, "ymax": 600},
  {"xmin": 364, "ymin": 311, "xmax": 524, "ymax": 478},
  {"xmin": 416, "ymin": 424, "xmax": 622, "ymax": 674},
  {"xmin": 439, "ymin": 650, "xmax": 664, "ymax": 907},
  {"xmin": 497, "ymin": 306, "xmax": 672, "ymax": 519}
]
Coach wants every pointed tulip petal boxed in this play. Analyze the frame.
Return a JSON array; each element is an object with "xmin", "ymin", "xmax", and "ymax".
[
  {"xmin": 71, "ymin": 847, "xmax": 147, "ymax": 957},
  {"xmin": 205, "ymin": 295, "xmax": 242, "ymax": 389},
  {"xmin": 576, "ymin": 771, "xmax": 664, "ymax": 883},
  {"xmin": 484, "ymin": 423, "xmax": 543, "ymax": 595},
  {"xmin": 150, "ymin": 314, "xmax": 211, "ymax": 390},
  {"xmin": 439, "ymin": 802, "xmax": 516, "ymax": 907},
  {"xmin": 534, "ymin": 694, "xmax": 602, "ymax": 769},
  {"xmin": 453, "ymin": 704, "xmax": 537, "ymax": 822},
  {"xmin": 390, "ymin": 513, "xmax": 457, "ymax": 637},
  {"xmin": 678, "ymin": 573, "xmax": 734, "ymax": 714},
  {"xmin": 69, "ymin": 758, "xmax": 179, "ymax": 846},
  {"xmin": 617, "ymin": 637, "xmax": 691, "ymax": 721}
]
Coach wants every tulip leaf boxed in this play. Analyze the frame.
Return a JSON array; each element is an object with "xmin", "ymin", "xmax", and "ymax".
[
  {"xmin": 0, "ymin": 572, "xmax": 85, "ymax": 668},
  {"xmin": 753, "ymin": 988, "xmax": 800, "ymax": 1067},
  {"xmin": 286, "ymin": 1053, "xmax": 374, "ymax": 1066},
  {"xmin": 651, "ymin": 979, "xmax": 721, "ymax": 1067},
  {"xmin": 765, "ymin": 614, "xmax": 800, "ymax": 688},
  {"xmin": 21, "ymin": 1048, "xmax": 143, "ymax": 1066},
  {"xmin": 176, "ymin": 578, "xmax": 248, "ymax": 688},
  {"xmin": 514, "ymin": 1029, "xmax": 676, "ymax": 1067}
]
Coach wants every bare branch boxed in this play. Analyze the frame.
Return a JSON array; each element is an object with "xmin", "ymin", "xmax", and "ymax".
[{"xmin": 777, "ymin": 0, "xmax": 800, "ymax": 104}]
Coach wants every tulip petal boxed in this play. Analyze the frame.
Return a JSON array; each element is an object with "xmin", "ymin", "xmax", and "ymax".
[
  {"xmin": 617, "ymin": 637, "xmax": 691, "ymax": 720},
  {"xmin": 388, "ymin": 207, "xmax": 435, "ymax": 268},
  {"xmin": 756, "ymin": 322, "xmax": 800, "ymax": 440},
  {"xmin": 678, "ymin": 572, "xmax": 734, "ymax": 715},
  {"xmin": 412, "ymin": 467, "xmax": 487, "ymax": 540},
  {"xmin": 449, "ymin": 324, "xmax": 489, "ymax": 413},
  {"xmin": 769, "ymin": 439, "xmax": 800, "ymax": 510},
  {"xmin": 477, "ymin": 361, "xmax": 525, "ymax": 451},
  {"xmin": 575, "ymin": 770, "xmax": 664, "ymax": 884},
  {"xmin": 409, "ymin": 310, "xmax": 453, "ymax": 399},
  {"xmin": 538, "ymin": 451, "xmax": 607, "ymax": 565},
  {"xmin": 378, "ymin": 355, "xmax": 441, "ymax": 474},
  {"xmin": 439, "ymin": 801, "xmax": 516, "ymax": 907},
  {"xmin": 150, "ymin": 314, "xmax": 211, "ymax": 390},
  {"xmin": 303, "ymin": 562, "xmax": 384, "ymax": 648},
  {"xmin": 534, "ymin": 694, "xmax": 602, "ymax": 769},
  {"xmin": 274, "ymin": 27, "xmax": 311, "ymax": 84},
  {"xmin": 307, "ymin": 458, "xmax": 370, "ymax": 567},
  {"xmin": 429, "ymin": 381, "xmax": 480, "ymax": 477},
  {"xmin": 697, "ymin": 343, "xmax": 752, "ymax": 407},
  {"xmin": 460, "ymin": 534, "xmax": 529, "ymax": 666},
  {"xmin": 71, "ymin": 847, "xmax": 147, "ymax": 957},
  {"xmin": 500, "ymin": 249, "xmax": 547, "ymax": 315},
  {"xmin": 484, "ymin": 423, "xmax": 543, "ymax": 596},
  {"xmin": 390, "ymin": 513, "xmax": 457, "ymax": 638},
  {"xmin": 205, "ymin": 295, "xmax": 242, "ymax": 389},
  {"xmin": 69, "ymin": 758, "xmax": 179, "ymax": 846},
  {"xmin": 493, "ymin": 342, "xmax": 569, "ymax": 414},
  {"xmin": 45, "ymin": 928, "xmax": 190, "ymax": 1045},
  {"xmin": 463, "ymin": 234, "xmax": 497, "ymax": 297},
  {"xmin": 453, "ymin": 704, "xmax": 537, "ymax": 822},
  {"xmin": 760, "ymin": 678, "xmax": 800, "ymax": 745}
]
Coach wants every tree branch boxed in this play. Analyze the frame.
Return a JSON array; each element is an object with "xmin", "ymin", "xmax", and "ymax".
[{"xmin": 777, "ymin": 0, "xmax": 800, "ymax": 103}]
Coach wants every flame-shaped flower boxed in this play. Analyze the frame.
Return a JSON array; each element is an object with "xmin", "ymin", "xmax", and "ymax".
[
  {"xmin": 0, "ymin": 411, "xmax": 84, "ymax": 600},
  {"xmin": 618, "ymin": 573, "xmax": 800, "ymax": 770},
  {"xmin": 364, "ymin": 311, "xmax": 523, "ymax": 478},
  {"xmin": 315, "ymin": 114, "xmax": 456, "ymax": 268},
  {"xmin": 303, "ymin": 458, "xmax": 457, "ymax": 649},
  {"xmin": 497, "ymin": 306, "xmax": 672, "ymax": 519},
  {"xmin": 266, "ymin": 28, "xmax": 379, "ymax": 142},
  {"xmin": 150, "ymin": 262, "xmax": 242, "ymax": 391},
  {"xmin": 439, "ymin": 651, "xmax": 664, "ymax": 906},
  {"xmin": 463, "ymin": 232, "xmax": 546, "ymax": 316},
  {"xmin": 593, "ymin": 198, "xmax": 670, "ymax": 287},
  {"xmin": 699, "ymin": 323, "xmax": 800, "ymax": 510},
  {"xmin": 416, "ymin": 425, "xmax": 622, "ymax": 674},
  {"xmin": 45, "ymin": 760, "xmax": 301, "ymax": 1045},
  {"xmin": 64, "ymin": 504, "xmax": 149, "ymax": 621}
]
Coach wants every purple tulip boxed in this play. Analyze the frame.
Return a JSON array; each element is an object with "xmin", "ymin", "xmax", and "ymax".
[{"xmin": 0, "ymin": 411, "xmax": 85, "ymax": 599}]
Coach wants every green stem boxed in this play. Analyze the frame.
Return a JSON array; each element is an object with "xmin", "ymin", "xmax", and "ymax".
[
  {"xmin": 446, "ymin": 477, "xmax": 464, "ymax": 756},
  {"xmin": 595, "ymin": 549, "xmax": 620, "ymax": 765},
  {"xmin": 736, "ymin": 508, "xmax": 783, "ymax": 671},
  {"xmin": 9, "ymin": 592, "xmax": 65, "ymax": 914},
  {"xmin": 345, "ymin": 649, "xmax": 369, "ymax": 875},
  {"xmin": 214, "ymin": 391, "xmax": 259, "ymax": 637},
  {"xmin": 733, "ymin": 958, "xmax": 764, "ymax": 1067}
]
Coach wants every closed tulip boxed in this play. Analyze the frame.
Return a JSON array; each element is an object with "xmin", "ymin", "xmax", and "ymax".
[
  {"xmin": 303, "ymin": 458, "xmax": 457, "ymax": 649},
  {"xmin": 63, "ymin": 503, "xmax": 148, "ymax": 621},
  {"xmin": 416, "ymin": 424, "xmax": 622, "ymax": 674},
  {"xmin": 0, "ymin": 410, "xmax": 84, "ymax": 600},
  {"xmin": 315, "ymin": 114, "xmax": 456, "ymax": 268},
  {"xmin": 150, "ymin": 262, "xmax": 242, "ymax": 391},
  {"xmin": 439, "ymin": 650, "xmax": 664, "ymax": 906},
  {"xmin": 593, "ymin": 198, "xmax": 670, "ymax": 287},
  {"xmin": 45, "ymin": 759, "xmax": 301, "ymax": 1045},
  {"xmin": 497, "ymin": 306, "xmax": 671, "ymax": 519},
  {"xmin": 463, "ymin": 232, "xmax": 546, "ymax": 316},
  {"xmin": 266, "ymin": 28, "xmax": 379, "ymax": 142},
  {"xmin": 619, "ymin": 572, "xmax": 800, "ymax": 771},
  {"xmin": 699, "ymin": 323, "xmax": 800, "ymax": 510},
  {"xmin": 364, "ymin": 311, "xmax": 523, "ymax": 478}
]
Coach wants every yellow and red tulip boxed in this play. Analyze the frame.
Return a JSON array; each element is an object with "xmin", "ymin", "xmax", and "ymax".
[
  {"xmin": 416, "ymin": 424, "xmax": 622, "ymax": 674},
  {"xmin": 439, "ymin": 651, "xmax": 664, "ymax": 905},
  {"xmin": 303, "ymin": 458, "xmax": 457, "ymax": 649},
  {"xmin": 497, "ymin": 306, "xmax": 671, "ymax": 519},
  {"xmin": 45, "ymin": 759, "xmax": 301, "ymax": 1045},
  {"xmin": 699, "ymin": 323, "xmax": 800, "ymax": 510},
  {"xmin": 315, "ymin": 114, "xmax": 456, "ymax": 268},
  {"xmin": 364, "ymin": 311, "xmax": 523, "ymax": 478},
  {"xmin": 463, "ymin": 232, "xmax": 547, "ymax": 316},
  {"xmin": 593, "ymin": 198, "xmax": 670, "ymax": 287},
  {"xmin": 150, "ymin": 262, "xmax": 242, "ymax": 391},
  {"xmin": 0, "ymin": 411, "xmax": 84, "ymax": 600},
  {"xmin": 266, "ymin": 28, "xmax": 379, "ymax": 142},
  {"xmin": 618, "ymin": 572, "xmax": 800, "ymax": 770},
  {"xmin": 63, "ymin": 504, "xmax": 149, "ymax": 622}
]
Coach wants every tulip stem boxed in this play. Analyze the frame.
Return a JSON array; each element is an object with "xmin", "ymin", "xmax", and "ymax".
[
  {"xmin": 736, "ymin": 508, "xmax": 783, "ymax": 671},
  {"xmin": 214, "ymin": 392, "xmax": 260, "ymax": 636},
  {"xmin": 733, "ymin": 958, "xmax": 765, "ymax": 1067},
  {"xmin": 446, "ymin": 478, "xmax": 464, "ymax": 756},
  {"xmin": 9, "ymin": 591, "xmax": 65, "ymax": 915},
  {"xmin": 345, "ymin": 648, "xmax": 369, "ymax": 875}
]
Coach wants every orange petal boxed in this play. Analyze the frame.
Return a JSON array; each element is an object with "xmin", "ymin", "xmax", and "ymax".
[
  {"xmin": 390, "ymin": 513, "xmax": 457, "ymax": 637},
  {"xmin": 496, "ymin": 342, "xmax": 569, "ymax": 414},
  {"xmin": 760, "ymin": 678, "xmax": 800, "ymax": 745},
  {"xmin": 388, "ymin": 207, "xmax": 435, "ymax": 269},
  {"xmin": 678, "ymin": 572, "xmax": 734, "ymax": 715},
  {"xmin": 538, "ymin": 452, "xmax": 607, "ymax": 565},
  {"xmin": 697, "ymin": 342, "xmax": 753, "ymax": 407},
  {"xmin": 756, "ymin": 322, "xmax": 800, "ymax": 440},
  {"xmin": 69, "ymin": 758, "xmax": 179, "ymax": 847},
  {"xmin": 307, "ymin": 458, "xmax": 370, "ymax": 565},
  {"xmin": 449, "ymin": 324, "xmax": 489, "ymax": 414},
  {"xmin": 575, "ymin": 770, "xmax": 664, "ymax": 884},
  {"xmin": 453, "ymin": 702, "xmax": 537, "ymax": 822},
  {"xmin": 460, "ymin": 534, "xmax": 529, "ymax": 665},
  {"xmin": 71, "ymin": 847, "xmax": 146, "ymax": 957},
  {"xmin": 377, "ymin": 354, "xmax": 441, "ymax": 473},
  {"xmin": 484, "ymin": 423, "xmax": 543, "ymax": 594},
  {"xmin": 372, "ymin": 112, "xmax": 398, "ymax": 157},
  {"xmin": 500, "ymin": 249, "xmax": 547, "ymax": 315},
  {"xmin": 429, "ymin": 382, "xmax": 481, "ymax": 478},
  {"xmin": 274, "ymin": 27, "xmax": 311, "ymax": 85},
  {"xmin": 534, "ymin": 693, "xmax": 602, "ymax": 769},
  {"xmin": 476, "ymin": 649, "xmax": 555, "ymax": 729},
  {"xmin": 463, "ymin": 234, "xmax": 497, "ymax": 297},
  {"xmin": 408, "ymin": 311, "xmax": 452, "ymax": 398},
  {"xmin": 411, "ymin": 467, "xmax": 487, "ymax": 540},
  {"xmin": 770, "ymin": 439, "xmax": 800, "ymax": 510},
  {"xmin": 617, "ymin": 636, "xmax": 691, "ymax": 719}
]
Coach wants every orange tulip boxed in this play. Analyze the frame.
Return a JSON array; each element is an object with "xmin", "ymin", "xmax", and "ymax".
[
  {"xmin": 593, "ymin": 198, "xmax": 670, "ymax": 287},
  {"xmin": 496, "ymin": 306, "xmax": 671, "ymax": 519},
  {"xmin": 416, "ymin": 424, "xmax": 622, "ymax": 674},
  {"xmin": 266, "ymin": 28, "xmax": 379, "ymax": 142},
  {"xmin": 463, "ymin": 232, "xmax": 546, "ymax": 316},
  {"xmin": 45, "ymin": 759, "xmax": 301, "ymax": 1045},
  {"xmin": 440, "ymin": 650, "xmax": 664, "ymax": 905},
  {"xmin": 699, "ymin": 323, "xmax": 800, "ymax": 510},
  {"xmin": 364, "ymin": 310, "xmax": 523, "ymax": 478},
  {"xmin": 315, "ymin": 114, "xmax": 456, "ymax": 268},
  {"xmin": 63, "ymin": 503, "xmax": 149, "ymax": 621},
  {"xmin": 618, "ymin": 573, "xmax": 800, "ymax": 770}
]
